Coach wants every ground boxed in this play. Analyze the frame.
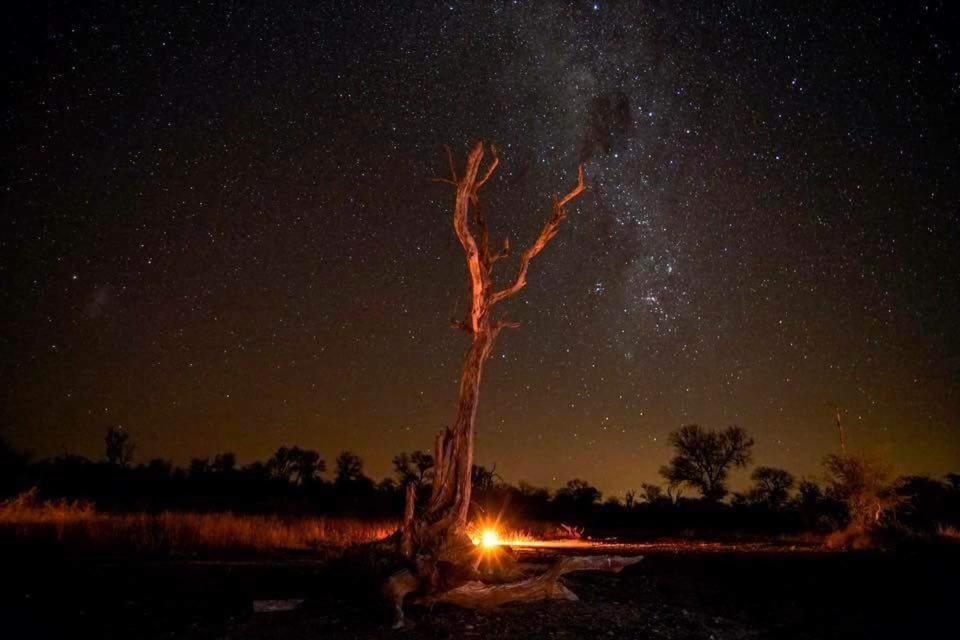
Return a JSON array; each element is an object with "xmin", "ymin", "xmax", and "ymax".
[{"xmin": 3, "ymin": 539, "xmax": 956, "ymax": 639}]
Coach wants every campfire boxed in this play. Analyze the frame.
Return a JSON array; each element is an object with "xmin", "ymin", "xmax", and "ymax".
[{"xmin": 479, "ymin": 528, "xmax": 500, "ymax": 549}]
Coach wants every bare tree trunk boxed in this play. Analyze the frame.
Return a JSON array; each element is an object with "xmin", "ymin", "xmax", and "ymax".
[
  {"xmin": 385, "ymin": 141, "xmax": 639, "ymax": 626},
  {"xmin": 421, "ymin": 327, "xmax": 497, "ymax": 534},
  {"xmin": 835, "ymin": 408, "xmax": 847, "ymax": 454},
  {"xmin": 410, "ymin": 142, "xmax": 584, "ymax": 557},
  {"xmin": 401, "ymin": 482, "xmax": 416, "ymax": 558}
]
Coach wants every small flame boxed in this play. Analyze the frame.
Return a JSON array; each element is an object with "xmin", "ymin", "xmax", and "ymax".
[{"xmin": 480, "ymin": 528, "xmax": 499, "ymax": 549}]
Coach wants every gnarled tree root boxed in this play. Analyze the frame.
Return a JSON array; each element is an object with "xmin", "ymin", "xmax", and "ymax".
[{"xmin": 387, "ymin": 554, "xmax": 642, "ymax": 628}]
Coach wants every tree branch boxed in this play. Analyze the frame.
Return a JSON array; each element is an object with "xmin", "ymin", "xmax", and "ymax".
[
  {"xmin": 420, "ymin": 555, "xmax": 642, "ymax": 610},
  {"xmin": 450, "ymin": 141, "xmax": 490, "ymax": 333},
  {"xmin": 490, "ymin": 164, "xmax": 586, "ymax": 306},
  {"xmin": 475, "ymin": 144, "xmax": 500, "ymax": 189},
  {"xmin": 494, "ymin": 319, "xmax": 521, "ymax": 331},
  {"xmin": 490, "ymin": 238, "xmax": 510, "ymax": 263},
  {"xmin": 473, "ymin": 195, "xmax": 492, "ymax": 269},
  {"xmin": 445, "ymin": 144, "xmax": 458, "ymax": 183}
]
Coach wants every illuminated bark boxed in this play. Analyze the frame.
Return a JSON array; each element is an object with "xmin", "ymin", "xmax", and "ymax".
[
  {"xmin": 405, "ymin": 142, "xmax": 585, "ymax": 562},
  {"xmin": 387, "ymin": 142, "xmax": 637, "ymax": 627}
]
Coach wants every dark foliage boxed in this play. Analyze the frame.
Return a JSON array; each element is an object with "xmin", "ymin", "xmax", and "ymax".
[
  {"xmin": 2, "ymin": 432, "xmax": 958, "ymax": 539},
  {"xmin": 659, "ymin": 424, "xmax": 755, "ymax": 501},
  {"xmin": 104, "ymin": 426, "xmax": 135, "ymax": 468},
  {"xmin": 742, "ymin": 466, "xmax": 796, "ymax": 510}
]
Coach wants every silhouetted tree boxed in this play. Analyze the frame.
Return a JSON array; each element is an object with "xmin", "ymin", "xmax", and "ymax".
[
  {"xmin": 411, "ymin": 450, "xmax": 433, "ymax": 484},
  {"xmin": 748, "ymin": 466, "xmax": 795, "ymax": 509},
  {"xmin": 471, "ymin": 464, "xmax": 499, "ymax": 493},
  {"xmin": 639, "ymin": 482, "xmax": 666, "ymax": 504},
  {"xmin": 624, "ymin": 490, "xmax": 636, "ymax": 509},
  {"xmin": 659, "ymin": 424, "xmax": 754, "ymax": 501},
  {"xmin": 189, "ymin": 457, "xmax": 211, "ymax": 478},
  {"xmin": 242, "ymin": 461, "xmax": 269, "ymax": 482},
  {"xmin": 394, "ymin": 450, "xmax": 436, "ymax": 489},
  {"xmin": 266, "ymin": 446, "xmax": 324, "ymax": 485},
  {"xmin": 144, "ymin": 458, "xmax": 173, "ymax": 477},
  {"xmin": 212, "ymin": 452, "xmax": 237, "ymax": 474},
  {"xmin": 393, "ymin": 453, "xmax": 416, "ymax": 486},
  {"xmin": 794, "ymin": 478, "xmax": 826, "ymax": 527},
  {"xmin": 945, "ymin": 473, "xmax": 960, "ymax": 492},
  {"xmin": 266, "ymin": 446, "xmax": 297, "ymax": 483},
  {"xmin": 896, "ymin": 475, "xmax": 951, "ymax": 532},
  {"xmin": 516, "ymin": 480, "xmax": 552, "ymax": 514},
  {"xmin": 292, "ymin": 448, "xmax": 323, "ymax": 484},
  {"xmin": 823, "ymin": 452, "xmax": 901, "ymax": 547},
  {"xmin": 104, "ymin": 425, "xmax": 135, "ymax": 468},
  {"xmin": 602, "ymin": 496, "xmax": 622, "ymax": 510},
  {"xmin": 554, "ymin": 478, "xmax": 602, "ymax": 513},
  {"xmin": 335, "ymin": 451, "xmax": 365, "ymax": 485}
]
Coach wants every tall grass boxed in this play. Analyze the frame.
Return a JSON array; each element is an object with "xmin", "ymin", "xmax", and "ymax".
[
  {"xmin": 0, "ymin": 490, "xmax": 397, "ymax": 555},
  {"xmin": 935, "ymin": 525, "xmax": 960, "ymax": 541}
]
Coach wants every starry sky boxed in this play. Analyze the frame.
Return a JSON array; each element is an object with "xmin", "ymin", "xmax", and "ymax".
[{"xmin": 3, "ymin": 2, "xmax": 959, "ymax": 496}]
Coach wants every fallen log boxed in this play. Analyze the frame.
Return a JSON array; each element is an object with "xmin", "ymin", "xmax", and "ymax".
[{"xmin": 387, "ymin": 554, "xmax": 643, "ymax": 628}]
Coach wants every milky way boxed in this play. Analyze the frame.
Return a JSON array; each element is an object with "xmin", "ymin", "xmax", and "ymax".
[{"xmin": 2, "ymin": 2, "xmax": 958, "ymax": 495}]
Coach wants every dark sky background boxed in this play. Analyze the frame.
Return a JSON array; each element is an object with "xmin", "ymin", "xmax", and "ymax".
[{"xmin": 3, "ymin": 1, "xmax": 958, "ymax": 496}]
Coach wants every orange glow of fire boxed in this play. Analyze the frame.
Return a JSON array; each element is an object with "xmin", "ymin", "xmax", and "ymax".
[{"xmin": 480, "ymin": 528, "xmax": 499, "ymax": 549}]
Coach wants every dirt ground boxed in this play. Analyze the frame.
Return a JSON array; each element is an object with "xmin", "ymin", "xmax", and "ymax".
[{"xmin": 3, "ymin": 539, "xmax": 956, "ymax": 639}]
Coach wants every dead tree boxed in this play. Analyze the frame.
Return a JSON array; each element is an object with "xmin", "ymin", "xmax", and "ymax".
[
  {"xmin": 826, "ymin": 402, "xmax": 847, "ymax": 454},
  {"xmin": 387, "ymin": 141, "xmax": 641, "ymax": 626}
]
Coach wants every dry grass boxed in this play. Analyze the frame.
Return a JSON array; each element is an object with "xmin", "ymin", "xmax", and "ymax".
[
  {"xmin": 936, "ymin": 525, "xmax": 960, "ymax": 541},
  {"xmin": 0, "ymin": 490, "xmax": 397, "ymax": 555}
]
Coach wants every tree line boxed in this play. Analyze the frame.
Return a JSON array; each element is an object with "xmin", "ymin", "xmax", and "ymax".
[{"xmin": 2, "ymin": 425, "xmax": 958, "ymax": 544}]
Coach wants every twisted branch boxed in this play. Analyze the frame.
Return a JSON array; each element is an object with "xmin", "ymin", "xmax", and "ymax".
[{"xmin": 491, "ymin": 164, "xmax": 586, "ymax": 306}]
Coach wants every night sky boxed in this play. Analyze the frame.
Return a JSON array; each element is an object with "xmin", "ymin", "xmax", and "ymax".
[{"xmin": 3, "ymin": 2, "xmax": 959, "ymax": 496}]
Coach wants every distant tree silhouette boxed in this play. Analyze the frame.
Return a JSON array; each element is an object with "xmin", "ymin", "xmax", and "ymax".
[
  {"xmin": 189, "ymin": 457, "xmax": 211, "ymax": 478},
  {"xmin": 291, "ymin": 448, "xmax": 323, "ymax": 484},
  {"xmin": 823, "ymin": 452, "xmax": 901, "ymax": 547},
  {"xmin": 104, "ymin": 426, "xmax": 135, "ymax": 468},
  {"xmin": 795, "ymin": 478, "xmax": 826, "ymax": 527},
  {"xmin": 266, "ymin": 446, "xmax": 323, "ymax": 485},
  {"xmin": 471, "ymin": 464, "xmax": 499, "ymax": 493},
  {"xmin": 895, "ymin": 475, "xmax": 953, "ymax": 533},
  {"xmin": 335, "ymin": 451, "xmax": 365, "ymax": 485},
  {"xmin": 9, "ymin": 431, "xmax": 960, "ymax": 541},
  {"xmin": 946, "ymin": 473, "xmax": 960, "ymax": 492},
  {"xmin": 377, "ymin": 477, "xmax": 398, "ymax": 493},
  {"xmin": 212, "ymin": 452, "xmax": 237, "ymax": 474},
  {"xmin": 145, "ymin": 458, "xmax": 173, "ymax": 477},
  {"xmin": 517, "ymin": 480, "xmax": 551, "ymax": 503},
  {"xmin": 266, "ymin": 447, "xmax": 297, "ymax": 482},
  {"xmin": 554, "ymin": 478, "xmax": 602, "ymax": 514},
  {"xmin": 602, "ymin": 496, "xmax": 623, "ymax": 509},
  {"xmin": 392, "ymin": 450, "xmax": 433, "ymax": 488},
  {"xmin": 748, "ymin": 466, "xmax": 795, "ymax": 509},
  {"xmin": 393, "ymin": 453, "xmax": 417, "ymax": 486},
  {"xmin": 639, "ymin": 482, "xmax": 666, "ymax": 504},
  {"xmin": 411, "ymin": 451, "xmax": 433, "ymax": 484},
  {"xmin": 659, "ymin": 424, "xmax": 754, "ymax": 502},
  {"xmin": 241, "ymin": 461, "xmax": 269, "ymax": 482}
]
